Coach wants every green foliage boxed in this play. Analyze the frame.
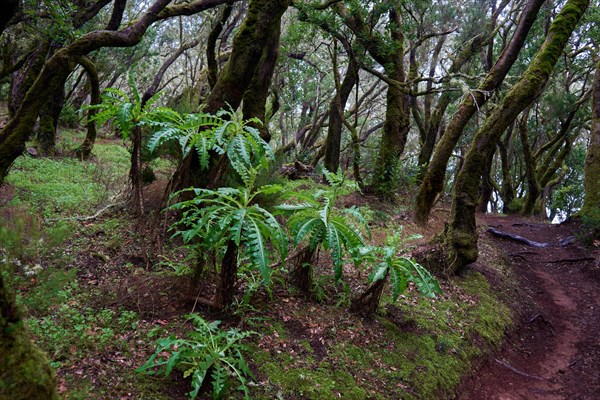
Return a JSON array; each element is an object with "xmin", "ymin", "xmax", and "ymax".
[
  {"xmin": 579, "ymin": 210, "xmax": 600, "ymax": 246},
  {"xmin": 551, "ymin": 143, "xmax": 586, "ymax": 219},
  {"xmin": 170, "ymin": 167, "xmax": 287, "ymax": 285},
  {"xmin": 27, "ymin": 299, "xmax": 139, "ymax": 366},
  {"xmin": 86, "ymin": 69, "xmax": 163, "ymax": 140},
  {"xmin": 358, "ymin": 230, "xmax": 442, "ymax": 301},
  {"xmin": 6, "ymin": 140, "xmax": 128, "ymax": 219},
  {"xmin": 148, "ymin": 106, "xmax": 272, "ymax": 182},
  {"xmin": 137, "ymin": 314, "xmax": 256, "ymax": 399},
  {"xmin": 277, "ymin": 169, "xmax": 369, "ymax": 280},
  {"xmin": 58, "ymin": 102, "xmax": 81, "ymax": 128}
]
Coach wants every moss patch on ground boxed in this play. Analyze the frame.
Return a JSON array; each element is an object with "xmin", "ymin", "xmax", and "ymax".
[{"xmin": 245, "ymin": 268, "xmax": 513, "ymax": 400}]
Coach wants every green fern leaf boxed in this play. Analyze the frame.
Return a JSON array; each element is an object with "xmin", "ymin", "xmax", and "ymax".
[{"xmin": 389, "ymin": 262, "xmax": 408, "ymax": 301}]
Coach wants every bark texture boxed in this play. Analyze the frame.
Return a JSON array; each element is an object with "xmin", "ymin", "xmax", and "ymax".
[
  {"xmin": 170, "ymin": 0, "xmax": 290, "ymax": 192},
  {"xmin": 324, "ymin": 47, "xmax": 359, "ymax": 173},
  {"xmin": 445, "ymin": 0, "xmax": 589, "ymax": 271},
  {"xmin": 75, "ymin": 56, "xmax": 101, "ymax": 160},
  {"xmin": 216, "ymin": 240, "xmax": 238, "ymax": 306}
]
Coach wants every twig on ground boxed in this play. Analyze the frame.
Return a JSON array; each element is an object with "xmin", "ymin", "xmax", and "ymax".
[{"xmin": 494, "ymin": 359, "xmax": 547, "ymax": 381}]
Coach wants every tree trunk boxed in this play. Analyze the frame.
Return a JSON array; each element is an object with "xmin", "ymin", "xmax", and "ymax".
[
  {"xmin": 242, "ymin": 14, "xmax": 283, "ymax": 142},
  {"xmin": 130, "ymin": 126, "xmax": 144, "ymax": 216},
  {"xmin": 372, "ymin": 8, "xmax": 409, "ymax": 200},
  {"xmin": 0, "ymin": 273, "xmax": 59, "ymax": 399},
  {"xmin": 414, "ymin": 0, "xmax": 546, "ymax": 225},
  {"xmin": 75, "ymin": 56, "xmax": 101, "ymax": 160},
  {"xmin": 581, "ymin": 61, "xmax": 600, "ymax": 217},
  {"xmin": 216, "ymin": 240, "xmax": 238, "ymax": 306},
  {"xmin": 444, "ymin": 0, "xmax": 589, "ymax": 272},
  {"xmin": 169, "ymin": 0, "xmax": 290, "ymax": 192},
  {"xmin": 350, "ymin": 273, "xmax": 387, "ymax": 316},
  {"xmin": 290, "ymin": 246, "xmax": 315, "ymax": 295},
  {"xmin": 36, "ymin": 85, "xmax": 65, "ymax": 156},
  {"xmin": 476, "ymin": 147, "xmax": 496, "ymax": 213},
  {"xmin": 324, "ymin": 49, "xmax": 359, "ymax": 173},
  {"xmin": 519, "ymin": 110, "xmax": 541, "ymax": 215},
  {"xmin": 498, "ymin": 123, "xmax": 516, "ymax": 213}
]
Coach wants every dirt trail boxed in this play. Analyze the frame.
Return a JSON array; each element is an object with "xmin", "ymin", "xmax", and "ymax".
[{"xmin": 458, "ymin": 215, "xmax": 600, "ymax": 400}]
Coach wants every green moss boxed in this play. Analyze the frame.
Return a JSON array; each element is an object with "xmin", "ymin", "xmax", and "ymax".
[
  {"xmin": 6, "ymin": 139, "xmax": 128, "ymax": 218},
  {"xmin": 460, "ymin": 272, "xmax": 512, "ymax": 346}
]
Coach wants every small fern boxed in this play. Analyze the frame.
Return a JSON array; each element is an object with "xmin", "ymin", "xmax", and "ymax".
[
  {"xmin": 359, "ymin": 230, "xmax": 442, "ymax": 300},
  {"xmin": 277, "ymin": 180, "xmax": 370, "ymax": 281},
  {"xmin": 137, "ymin": 313, "xmax": 256, "ymax": 399}
]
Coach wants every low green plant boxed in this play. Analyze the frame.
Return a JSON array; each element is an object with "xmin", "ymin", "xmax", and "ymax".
[
  {"xmin": 360, "ymin": 230, "xmax": 441, "ymax": 301},
  {"xmin": 276, "ymin": 169, "xmax": 369, "ymax": 291},
  {"xmin": 350, "ymin": 229, "xmax": 441, "ymax": 315},
  {"xmin": 170, "ymin": 165, "xmax": 287, "ymax": 305},
  {"xmin": 137, "ymin": 313, "xmax": 256, "ymax": 399},
  {"xmin": 27, "ymin": 302, "xmax": 139, "ymax": 364},
  {"xmin": 148, "ymin": 106, "xmax": 271, "ymax": 182}
]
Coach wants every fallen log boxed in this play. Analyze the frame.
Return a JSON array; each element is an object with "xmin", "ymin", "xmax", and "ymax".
[{"xmin": 487, "ymin": 227, "xmax": 550, "ymax": 248}]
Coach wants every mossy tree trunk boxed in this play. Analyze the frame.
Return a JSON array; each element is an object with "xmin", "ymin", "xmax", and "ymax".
[
  {"xmin": 324, "ymin": 42, "xmax": 359, "ymax": 174},
  {"xmin": 414, "ymin": 0, "xmax": 546, "ymax": 225},
  {"xmin": 581, "ymin": 61, "xmax": 600, "ymax": 217},
  {"xmin": 333, "ymin": 4, "xmax": 410, "ymax": 199},
  {"xmin": 0, "ymin": 272, "xmax": 59, "ymax": 399},
  {"xmin": 498, "ymin": 122, "xmax": 516, "ymax": 213},
  {"xmin": 36, "ymin": 84, "xmax": 65, "ymax": 156},
  {"xmin": 241, "ymin": 15, "xmax": 283, "ymax": 142},
  {"xmin": 75, "ymin": 56, "xmax": 101, "ymax": 160},
  {"xmin": 476, "ymin": 147, "xmax": 496, "ymax": 213},
  {"xmin": 169, "ymin": 0, "xmax": 290, "ymax": 192},
  {"xmin": 444, "ymin": 0, "xmax": 589, "ymax": 272},
  {"xmin": 372, "ymin": 8, "xmax": 409, "ymax": 200}
]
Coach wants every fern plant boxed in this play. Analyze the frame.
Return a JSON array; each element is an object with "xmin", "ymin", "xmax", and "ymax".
[
  {"xmin": 276, "ymin": 169, "xmax": 369, "ymax": 293},
  {"xmin": 148, "ymin": 106, "xmax": 272, "ymax": 183},
  {"xmin": 170, "ymin": 166, "xmax": 287, "ymax": 306},
  {"xmin": 351, "ymin": 229, "xmax": 442, "ymax": 315},
  {"xmin": 137, "ymin": 313, "xmax": 255, "ymax": 399}
]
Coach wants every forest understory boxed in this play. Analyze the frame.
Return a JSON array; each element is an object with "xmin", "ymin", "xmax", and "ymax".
[
  {"xmin": 1, "ymin": 0, "xmax": 599, "ymax": 398},
  {"xmin": 1, "ymin": 131, "xmax": 598, "ymax": 399}
]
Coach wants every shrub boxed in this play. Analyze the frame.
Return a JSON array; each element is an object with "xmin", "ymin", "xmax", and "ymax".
[{"xmin": 137, "ymin": 314, "xmax": 255, "ymax": 399}]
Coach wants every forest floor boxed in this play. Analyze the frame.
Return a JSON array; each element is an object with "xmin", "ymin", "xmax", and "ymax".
[{"xmin": 458, "ymin": 215, "xmax": 600, "ymax": 399}]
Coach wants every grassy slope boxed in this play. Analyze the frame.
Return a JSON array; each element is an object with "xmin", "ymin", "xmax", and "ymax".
[{"xmin": 0, "ymin": 130, "xmax": 515, "ymax": 399}]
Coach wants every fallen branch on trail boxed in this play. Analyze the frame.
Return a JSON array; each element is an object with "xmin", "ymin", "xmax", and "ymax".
[
  {"xmin": 487, "ymin": 227, "xmax": 550, "ymax": 248},
  {"xmin": 540, "ymin": 257, "xmax": 596, "ymax": 264},
  {"xmin": 494, "ymin": 359, "xmax": 547, "ymax": 381}
]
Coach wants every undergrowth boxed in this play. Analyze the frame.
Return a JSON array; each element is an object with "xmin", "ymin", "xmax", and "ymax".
[{"xmin": 0, "ymin": 128, "xmax": 517, "ymax": 399}]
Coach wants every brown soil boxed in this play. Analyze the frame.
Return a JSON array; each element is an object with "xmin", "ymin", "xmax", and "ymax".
[{"xmin": 458, "ymin": 214, "xmax": 600, "ymax": 400}]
